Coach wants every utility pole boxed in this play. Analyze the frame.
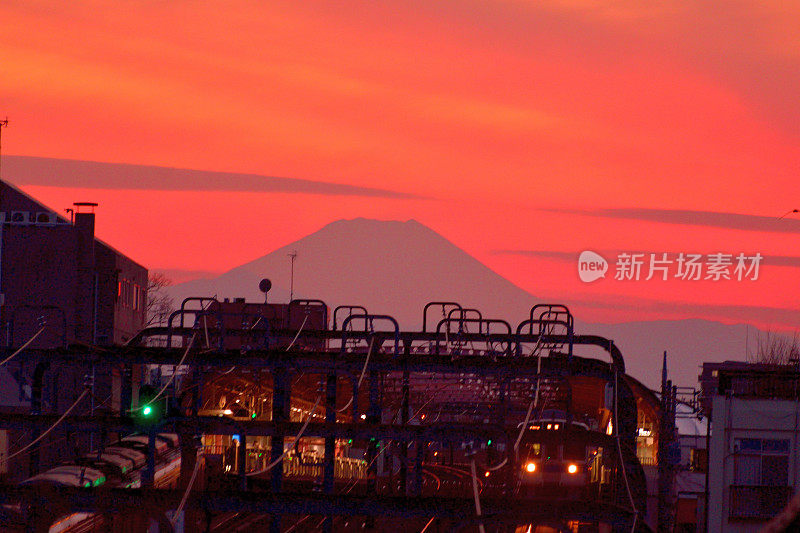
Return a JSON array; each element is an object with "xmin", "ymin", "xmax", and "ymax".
[
  {"xmin": 0, "ymin": 118, "xmax": 8, "ymax": 179},
  {"xmin": 288, "ymin": 250, "xmax": 297, "ymax": 302}
]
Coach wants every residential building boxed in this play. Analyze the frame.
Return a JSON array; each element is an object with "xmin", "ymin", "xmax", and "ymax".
[
  {"xmin": 0, "ymin": 179, "xmax": 148, "ymax": 479},
  {"xmin": 701, "ymin": 361, "xmax": 800, "ymax": 532}
]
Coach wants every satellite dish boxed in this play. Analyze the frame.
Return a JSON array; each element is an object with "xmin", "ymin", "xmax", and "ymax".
[{"xmin": 259, "ymin": 279, "xmax": 272, "ymax": 293}]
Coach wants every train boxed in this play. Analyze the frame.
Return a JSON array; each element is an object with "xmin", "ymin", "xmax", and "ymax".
[
  {"xmin": 515, "ymin": 409, "xmax": 611, "ymax": 498},
  {"xmin": 3, "ymin": 433, "xmax": 181, "ymax": 533}
]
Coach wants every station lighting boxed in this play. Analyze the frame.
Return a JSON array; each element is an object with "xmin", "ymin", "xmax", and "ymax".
[
  {"xmin": 567, "ymin": 464, "xmax": 578, "ymax": 474},
  {"xmin": 525, "ymin": 462, "xmax": 536, "ymax": 473}
]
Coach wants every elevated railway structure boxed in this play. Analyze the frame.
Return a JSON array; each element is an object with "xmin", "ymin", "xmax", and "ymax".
[{"xmin": 0, "ymin": 299, "xmax": 662, "ymax": 532}]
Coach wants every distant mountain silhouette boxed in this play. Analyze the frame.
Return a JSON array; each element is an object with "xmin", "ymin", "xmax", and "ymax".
[
  {"xmin": 169, "ymin": 218, "xmax": 536, "ymax": 326},
  {"xmin": 168, "ymin": 218, "xmax": 753, "ymax": 388}
]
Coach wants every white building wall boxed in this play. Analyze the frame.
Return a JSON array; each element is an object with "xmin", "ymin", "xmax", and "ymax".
[{"xmin": 708, "ymin": 396, "xmax": 800, "ymax": 533}]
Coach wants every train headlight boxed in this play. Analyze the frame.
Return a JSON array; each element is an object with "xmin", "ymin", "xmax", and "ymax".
[
  {"xmin": 525, "ymin": 462, "xmax": 536, "ymax": 473},
  {"xmin": 567, "ymin": 463, "xmax": 578, "ymax": 474}
]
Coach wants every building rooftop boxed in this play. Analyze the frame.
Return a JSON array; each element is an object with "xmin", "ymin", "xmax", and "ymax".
[{"xmin": 699, "ymin": 360, "xmax": 800, "ymax": 417}]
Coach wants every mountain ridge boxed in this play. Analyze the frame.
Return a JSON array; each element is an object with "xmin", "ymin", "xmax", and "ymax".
[{"xmin": 168, "ymin": 217, "xmax": 754, "ymax": 388}]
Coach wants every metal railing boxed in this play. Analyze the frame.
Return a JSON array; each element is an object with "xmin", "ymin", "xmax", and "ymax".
[{"xmin": 729, "ymin": 485, "xmax": 792, "ymax": 520}]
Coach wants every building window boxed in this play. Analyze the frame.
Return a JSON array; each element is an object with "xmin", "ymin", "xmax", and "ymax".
[
  {"xmin": 734, "ymin": 438, "xmax": 789, "ymax": 486},
  {"xmin": 118, "ymin": 279, "xmax": 134, "ymax": 308},
  {"xmin": 690, "ymin": 448, "xmax": 707, "ymax": 473},
  {"xmin": 730, "ymin": 438, "xmax": 791, "ymax": 520}
]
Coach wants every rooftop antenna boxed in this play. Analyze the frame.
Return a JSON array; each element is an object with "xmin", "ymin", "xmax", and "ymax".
[
  {"xmin": 0, "ymin": 117, "xmax": 8, "ymax": 179},
  {"xmin": 258, "ymin": 278, "xmax": 272, "ymax": 304},
  {"xmin": 288, "ymin": 250, "xmax": 297, "ymax": 302},
  {"xmin": 778, "ymin": 209, "xmax": 799, "ymax": 219}
]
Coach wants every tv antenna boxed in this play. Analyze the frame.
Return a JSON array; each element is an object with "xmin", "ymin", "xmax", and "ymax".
[
  {"xmin": 288, "ymin": 250, "xmax": 297, "ymax": 302},
  {"xmin": 0, "ymin": 118, "xmax": 8, "ymax": 179}
]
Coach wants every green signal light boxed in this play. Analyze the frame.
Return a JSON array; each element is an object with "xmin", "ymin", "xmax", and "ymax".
[
  {"xmin": 487, "ymin": 439, "xmax": 492, "ymax": 445},
  {"xmin": 348, "ymin": 439, "xmax": 353, "ymax": 444},
  {"xmin": 142, "ymin": 406, "xmax": 152, "ymax": 416},
  {"xmin": 251, "ymin": 413, "xmax": 257, "ymax": 419}
]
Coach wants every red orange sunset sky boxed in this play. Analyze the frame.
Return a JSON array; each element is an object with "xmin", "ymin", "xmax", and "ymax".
[{"xmin": 1, "ymin": 1, "xmax": 798, "ymax": 329}]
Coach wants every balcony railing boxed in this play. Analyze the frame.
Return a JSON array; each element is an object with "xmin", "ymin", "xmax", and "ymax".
[
  {"xmin": 729, "ymin": 485, "xmax": 792, "ymax": 520},
  {"xmin": 637, "ymin": 455, "xmax": 656, "ymax": 466}
]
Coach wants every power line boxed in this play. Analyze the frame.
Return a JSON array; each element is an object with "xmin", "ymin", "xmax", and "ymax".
[
  {"xmin": 0, "ymin": 325, "xmax": 45, "ymax": 367},
  {"xmin": 1, "ymin": 389, "xmax": 89, "ymax": 466}
]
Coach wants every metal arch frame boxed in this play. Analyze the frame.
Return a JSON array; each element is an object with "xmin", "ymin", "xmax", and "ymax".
[
  {"xmin": 422, "ymin": 301, "xmax": 462, "ymax": 333},
  {"xmin": 530, "ymin": 303, "xmax": 574, "ymax": 328},
  {"xmin": 445, "ymin": 307, "xmax": 483, "ymax": 332},
  {"xmin": 288, "ymin": 299, "xmax": 328, "ymax": 329},
  {"xmin": 339, "ymin": 314, "xmax": 401, "ymax": 357},
  {"xmin": 434, "ymin": 317, "xmax": 513, "ymax": 356},
  {"xmin": 166, "ymin": 308, "xmax": 220, "ymax": 350},
  {"xmin": 127, "ymin": 323, "xmax": 625, "ymax": 372},
  {"xmin": 178, "ymin": 297, "xmax": 220, "ymax": 327},
  {"xmin": 332, "ymin": 305, "xmax": 368, "ymax": 331}
]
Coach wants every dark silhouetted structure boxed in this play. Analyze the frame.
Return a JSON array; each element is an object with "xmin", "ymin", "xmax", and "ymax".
[{"xmin": 0, "ymin": 180, "xmax": 147, "ymax": 348}]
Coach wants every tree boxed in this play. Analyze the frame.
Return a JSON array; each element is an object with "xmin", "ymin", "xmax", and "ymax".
[
  {"xmin": 749, "ymin": 330, "xmax": 800, "ymax": 365},
  {"xmin": 146, "ymin": 272, "xmax": 175, "ymax": 327}
]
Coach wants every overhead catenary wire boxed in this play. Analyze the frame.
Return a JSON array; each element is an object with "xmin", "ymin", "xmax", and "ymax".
[
  {"xmin": 0, "ymin": 325, "xmax": 46, "ymax": 367},
  {"xmin": 469, "ymin": 459, "xmax": 486, "ymax": 533},
  {"xmin": 312, "ymin": 438, "xmax": 388, "ymax": 530},
  {"xmin": 338, "ymin": 336, "xmax": 376, "ymax": 414},
  {"xmin": 129, "ymin": 330, "xmax": 197, "ymax": 413},
  {"xmin": 247, "ymin": 394, "xmax": 321, "ymax": 476},
  {"xmin": 170, "ymin": 455, "xmax": 203, "ymax": 528},
  {"xmin": 515, "ymin": 399, "xmax": 535, "ymax": 452},
  {"xmin": 1, "ymin": 389, "xmax": 88, "ymax": 466},
  {"xmin": 285, "ymin": 314, "xmax": 309, "ymax": 352}
]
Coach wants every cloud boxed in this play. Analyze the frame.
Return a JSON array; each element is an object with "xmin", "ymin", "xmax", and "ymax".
[
  {"xmin": 492, "ymin": 249, "xmax": 578, "ymax": 262},
  {"xmin": 543, "ymin": 208, "xmax": 800, "ymax": 234},
  {"xmin": 2, "ymin": 156, "xmax": 429, "ymax": 199}
]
